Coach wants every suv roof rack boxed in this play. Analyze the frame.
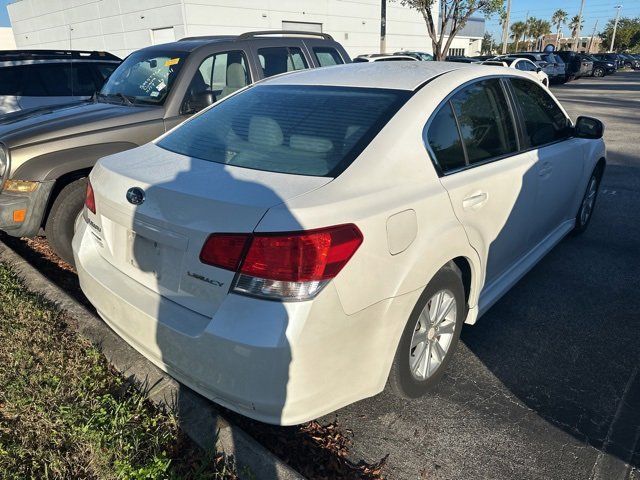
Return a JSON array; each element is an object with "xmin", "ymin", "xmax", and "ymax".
[
  {"xmin": 237, "ymin": 30, "xmax": 334, "ymax": 40},
  {"xmin": 0, "ymin": 50, "xmax": 121, "ymax": 61}
]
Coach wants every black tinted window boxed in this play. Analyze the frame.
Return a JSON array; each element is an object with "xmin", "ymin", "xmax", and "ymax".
[
  {"xmin": 94, "ymin": 63, "xmax": 118, "ymax": 82},
  {"xmin": 0, "ymin": 67, "xmax": 20, "ymax": 95},
  {"xmin": 22, "ymin": 64, "xmax": 73, "ymax": 96},
  {"xmin": 313, "ymin": 47, "xmax": 344, "ymax": 67},
  {"xmin": 159, "ymin": 85, "xmax": 409, "ymax": 177},
  {"xmin": 510, "ymin": 78, "xmax": 571, "ymax": 147},
  {"xmin": 450, "ymin": 79, "xmax": 518, "ymax": 164},
  {"xmin": 425, "ymin": 103, "xmax": 466, "ymax": 172},
  {"xmin": 257, "ymin": 47, "xmax": 308, "ymax": 78},
  {"xmin": 72, "ymin": 64, "xmax": 98, "ymax": 96}
]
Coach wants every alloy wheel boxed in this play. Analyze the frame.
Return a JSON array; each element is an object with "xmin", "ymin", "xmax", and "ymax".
[
  {"xmin": 580, "ymin": 175, "xmax": 598, "ymax": 226},
  {"xmin": 409, "ymin": 289, "xmax": 457, "ymax": 380}
]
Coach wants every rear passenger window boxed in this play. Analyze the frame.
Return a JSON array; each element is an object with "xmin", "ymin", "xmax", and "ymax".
[
  {"xmin": 450, "ymin": 79, "xmax": 518, "ymax": 164},
  {"xmin": 425, "ymin": 103, "xmax": 466, "ymax": 172},
  {"xmin": 509, "ymin": 78, "xmax": 572, "ymax": 147},
  {"xmin": 313, "ymin": 47, "xmax": 344, "ymax": 67},
  {"xmin": 257, "ymin": 47, "xmax": 308, "ymax": 78}
]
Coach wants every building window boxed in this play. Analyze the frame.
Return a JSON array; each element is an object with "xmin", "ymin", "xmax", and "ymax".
[
  {"xmin": 282, "ymin": 21, "xmax": 322, "ymax": 33},
  {"xmin": 449, "ymin": 48, "xmax": 465, "ymax": 56}
]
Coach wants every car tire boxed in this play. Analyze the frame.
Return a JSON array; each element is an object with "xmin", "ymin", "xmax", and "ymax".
[
  {"xmin": 572, "ymin": 166, "xmax": 603, "ymax": 235},
  {"xmin": 45, "ymin": 177, "xmax": 88, "ymax": 266},
  {"xmin": 593, "ymin": 67, "xmax": 605, "ymax": 78},
  {"xmin": 388, "ymin": 263, "xmax": 465, "ymax": 399}
]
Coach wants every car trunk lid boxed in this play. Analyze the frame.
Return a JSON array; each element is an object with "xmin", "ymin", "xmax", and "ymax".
[{"xmin": 88, "ymin": 143, "xmax": 331, "ymax": 317}]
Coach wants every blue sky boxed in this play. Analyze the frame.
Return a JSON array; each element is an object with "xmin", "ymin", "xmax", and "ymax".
[{"xmin": 1, "ymin": 0, "xmax": 638, "ymax": 40}]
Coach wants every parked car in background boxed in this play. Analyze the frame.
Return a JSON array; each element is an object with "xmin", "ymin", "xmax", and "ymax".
[
  {"xmin": 593, "ymin": 53, "xmax": 623, "ymax": 69},
  {"xmin": 0, "ymin": 50, "xmax": 121, "ymax": 115},
  {"xmin": 394, "ymin": 51, "xmax": 433, "ymax": 61},
  {"xmin": 0, "ymin": 31, "xmax": 350, "ymax": 265},
  {"xmin": 482, "ymin": 57, "xmax": 549, "ymax": 86},
  {"xmin": 555, "ymin": 50, "xmax": 593, "ymax": 82},
  {"xmin": 580, "ymin": 54, "xmax": 616, "ymax": 77},
  {"xmin": 471, "ymin": 55, "xmax": 497, "ymax": 61},
  {"xmin": 511, "ymin": 52, "xmax": 561, "ymax": 82},
  {"xmin": 353, "ymin": 54, "xmax": 417, "ymax": 62},
  {"xmin": 445, "ymin": 56, "xmax": 480, "ymax": 63},
  {"xmin": 74, "ymin": 61, "xmax": 605, "ymax": 426},
  {"xmin": 618, "ymin": 53, "xmax": 640, "ymax": 69}
]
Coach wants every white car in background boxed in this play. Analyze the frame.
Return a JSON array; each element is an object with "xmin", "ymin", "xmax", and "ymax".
[
  {"xmin": 74, "ymin": 62, "xmax": 605, "ymax": 425},
  {"xmin": 483, "ymin": 57, "xmax": 549, "ymax": 86}
]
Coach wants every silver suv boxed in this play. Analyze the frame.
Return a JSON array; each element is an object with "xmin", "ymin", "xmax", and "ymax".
[
  {"xmin": 0, "ymin": 31, "xmax": 350, "ymax": 265},
  {"xmin": 0, "ymin": 50, "xmax": 121, "ymax": 115}
]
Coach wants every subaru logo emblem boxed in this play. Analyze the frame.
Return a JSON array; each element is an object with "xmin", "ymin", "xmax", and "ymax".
[{"xmin": 126, "ymin": 187, "xmax": 145, "ymax": 205}]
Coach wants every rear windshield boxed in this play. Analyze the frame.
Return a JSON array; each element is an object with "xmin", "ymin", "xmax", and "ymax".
[{"xmin": 157, "ymin": 85, "xmax": 410, "ymax": 177}]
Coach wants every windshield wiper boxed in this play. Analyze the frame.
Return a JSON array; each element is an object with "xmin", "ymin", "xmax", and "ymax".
[{"xmin": 96, "ymin": 92, "xmax": 135, "ymax": 106}]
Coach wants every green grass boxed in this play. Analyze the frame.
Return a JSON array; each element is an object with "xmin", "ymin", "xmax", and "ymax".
[{"xmin": 0, "ymin": 263, "xmax": 237, "ymax": 479}]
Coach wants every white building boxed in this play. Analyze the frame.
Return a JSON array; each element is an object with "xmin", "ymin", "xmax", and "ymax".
[
  {"xmin": 7, "ymin": 0, "xmax": 483, "ymax": 59},
  {"xmin": 0, "ymin": 27, "xmax": 16, "ymax": 50}
]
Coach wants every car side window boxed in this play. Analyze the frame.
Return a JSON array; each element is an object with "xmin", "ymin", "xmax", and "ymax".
[
  {"xmin": 22, "ymin": 64, "xmax": 74, "ymax": 96},
  {"xmin": 71, "ymin": 64, "xmax": 99, "ymax": 96},
  {"xmin": 192, "ymin": 50, "xmax": 250, "ymax": 101},
  {"xmin": 313, "ymin": 47, "xmax": 344, "ymax": 67},
  {"xmin": 450, "ymin": 79, "xmax": 518, "ymax": 165},
  {"xmin": 516, "ymin": 61, "xmax": 535, "ymax": 72},
  {"xmin": 509, "ymin": 78, "xmax": 572, "ymax": 147},
  {"xmin": 0, "ymin": 67, "xmax": 20, "ymax": 95},
  {"xmin": 257, "ymin": 47, "xmax": 308, "ymax": 78},
  {"xmin": 425, "ymin": 102, "xmax": 466, "ymax": 173}
]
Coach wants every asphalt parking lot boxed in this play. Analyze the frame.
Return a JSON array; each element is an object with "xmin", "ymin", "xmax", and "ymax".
[{"xmin": 318, "ymin": 71, "xmax": 640, "ymax": 480}]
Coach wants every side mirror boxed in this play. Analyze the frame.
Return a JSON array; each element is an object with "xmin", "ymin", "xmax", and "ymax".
[
  {"xmin": 183, "ymin": 91, "xmax": 215, "ymax": 114},
  {"xmin": 536, "ymin": 67, "xmax": 542, "ymax": 72},
  {"xmin": 575, "ymin": 116, "xmax": 604, "ymax": 139}
]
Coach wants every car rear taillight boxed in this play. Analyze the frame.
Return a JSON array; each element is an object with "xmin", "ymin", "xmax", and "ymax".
[
  {"xmin": 200, "ymin": 224, "xmax": 363, "ymax": 300},
  {"xmin": 85, "ymin": 180, "xmax": 96, "ymax": 214}
]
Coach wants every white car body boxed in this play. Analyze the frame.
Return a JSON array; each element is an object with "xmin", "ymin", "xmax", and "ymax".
[
  {"xmin": 74, "ymin": 62, "xmax": 605, "ymax": 425},
  {"xmin": 483, "ymin": 57, "xmax": 549, "ymax": 86},
  {"xmin": 352, "ymin": 54, "xmax": 418, "ymax": 62}
]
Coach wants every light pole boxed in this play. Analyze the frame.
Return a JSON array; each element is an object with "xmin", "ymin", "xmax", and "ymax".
[
  {"xmin": 574, "ymin": 0, "xmax": 586, "ymax": 51},
  {"xmin": 380, "ymin": 0, "xmax": 387, "ymax": 54},
  {"xmin": 610, "ymin": 5, "xmax": 622, "ymax": 52},
  {"xmin": 501, "ymin": 0, "xmax": 511, "ymax": 54}
]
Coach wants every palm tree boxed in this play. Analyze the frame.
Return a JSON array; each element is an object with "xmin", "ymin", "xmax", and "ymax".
[
  {"xmin": 551, "ymin": 9, "xmax": 568, "ymax": 48},
  {"xmin": 568, "ymin": 15, "xmax": 585, "ymax": 51},
  {"xmin": 569, "ymin": 15, "xmax": 584, "ymax": 38},
  {"xmin": 536, "ymin": 20, "xmax": 552, "ymax": 51},
  {"xmin": 510, "ymin": 21, "xmax": 527, "ymax": 52}
]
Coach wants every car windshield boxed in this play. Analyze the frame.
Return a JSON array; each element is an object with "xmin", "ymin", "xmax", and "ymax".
[
  {"xmin": 99, "ymin": 50, "xmax": 187, "ymax": 105},
  {"xmin": 158, "ymin": 84, "xmax": 410, "ymax": 177}
]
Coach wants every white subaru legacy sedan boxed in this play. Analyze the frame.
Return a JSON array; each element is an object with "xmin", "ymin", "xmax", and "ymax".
[{"xmin": 74, "ymin": 62, "xmax": 605, "ymax": 425}]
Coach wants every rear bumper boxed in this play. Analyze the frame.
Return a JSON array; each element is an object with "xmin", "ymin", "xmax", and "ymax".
[
  {"xmin": 73, "ymin": 219, "xmax": 418, "ymax": 425},
  {"xmin": 0, "ymin": 180, "xmax": 54, "ymax": 237}
]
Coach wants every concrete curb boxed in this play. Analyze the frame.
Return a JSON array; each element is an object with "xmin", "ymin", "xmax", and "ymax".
[{"xmin": 0, "ymin": 240, "xmax": 305, "ymax": 480}]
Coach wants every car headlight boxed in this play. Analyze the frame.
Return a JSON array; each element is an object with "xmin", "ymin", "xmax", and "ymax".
[
  {"xmin": 606, "ymin": 63, "xmax": 614, "ymax": 67},
  {"xmin": 0, "ymin": 143, "xmax": 9, "ymax": 188}
]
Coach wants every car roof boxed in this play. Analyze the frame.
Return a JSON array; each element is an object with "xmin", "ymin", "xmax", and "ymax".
[
  {"xmin": 137, "ymin": 30, "xmax": 338, "ymax": 54},
  {"xmin": 260, "ymin": 61, "xmax": 471, "ymax": 91}
]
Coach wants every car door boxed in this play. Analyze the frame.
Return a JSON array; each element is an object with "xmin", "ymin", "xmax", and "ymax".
[
  {"xmin": 507, "ymin": 77, "xmax": 585, "ymax": 245},
  {"xmin": 427, "ymin": 78, "xmax": 538, "ymax": 285}
]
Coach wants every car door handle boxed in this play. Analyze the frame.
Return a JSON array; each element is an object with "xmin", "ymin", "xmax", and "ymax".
[
  {"xmin": 462, "ymin": 192, "xmax": 488, "ymax": 210},
  {"xmin": 539, "ymin": 162, "xmax": 553, "ymax": 177}
]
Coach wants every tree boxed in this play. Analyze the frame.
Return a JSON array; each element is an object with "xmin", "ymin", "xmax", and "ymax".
[
  {"xmin": 600, "ymin": 17, "xmax": 640, "ymax": 52},
  {"xmin": 551, "ymin": 9, "xmax": 568, "ymax": 48},
  {"xmin": 396, "ymin": 0, "xmax": 504, "ymax": 60},
  {"xmin": 481, "ymin": 32, "xmax": 494, "ymax": 54},
  {"xmin": 569, "ymin": 15, "xmax": 584, "ymax": 38},
  {"xmin": 510, "ymin": 21, "xmax": 527, "ymax": 52},
  {"xmin": 534, "ymin": 19, "xmax": 551, "ymax": 50},
  {"xmin": 526, "ymin": 17, "xmax": 538, "ymax": 50}
]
